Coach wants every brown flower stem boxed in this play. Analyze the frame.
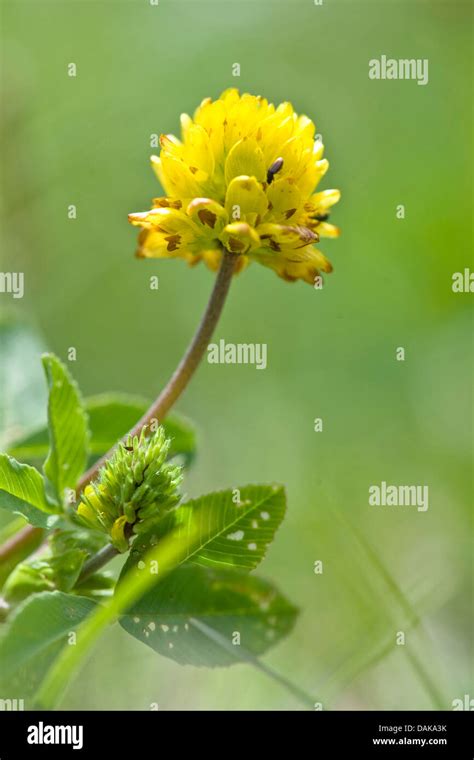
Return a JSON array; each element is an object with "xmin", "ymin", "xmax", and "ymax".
[{"xmin": 0, "ymin": 251, "xmax": 238, "ymax": 570}]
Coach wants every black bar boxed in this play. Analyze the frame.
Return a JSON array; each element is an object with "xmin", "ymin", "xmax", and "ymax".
[{"xmin": 0, "ymin": 710, "xmax": 472, "ymax": 757}]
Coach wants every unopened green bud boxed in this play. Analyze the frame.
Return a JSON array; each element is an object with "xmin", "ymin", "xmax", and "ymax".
[{"xmin": 77, "ymin": 427, "xmax": 183, "ymax": 552}]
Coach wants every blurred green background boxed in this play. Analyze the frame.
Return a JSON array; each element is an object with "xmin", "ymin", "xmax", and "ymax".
[{"xmin": 0, "ymin": 0, "xmax": 472, "ymax": 709}]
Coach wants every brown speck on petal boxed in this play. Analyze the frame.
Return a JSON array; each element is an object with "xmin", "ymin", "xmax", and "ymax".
[
  {"xmin": 198, "ymin": 209, "xmax": 217, "ymax": 228},
  {"xmin": 285, "ymin": 208, "xmax": 297, "ymax": 219},
  {"xmin": 153, "ymin": 198, "xmax": 182, "ymax": 210},
  {"xmin": 189, "ymin": 166, "xmax": 199, "ymax": 175},
  {"xmin": 269, "ymin": 240, "xmax": 281, "ymax": 252},
  {"xmin": 165, "ymin": 234, "xmax": 181, "ymax": 252}
]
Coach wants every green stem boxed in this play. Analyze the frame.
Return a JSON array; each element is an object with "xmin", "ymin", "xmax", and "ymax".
[{"xmin": 76, "ymin": 543, "xmax": 119, "ymax": 585}]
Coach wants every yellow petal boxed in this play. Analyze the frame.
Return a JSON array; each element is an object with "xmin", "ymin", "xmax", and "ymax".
[
  {"xmin": 224, "ymin": 175, "xmax": 268, "ymax": 226},
  {"xmin": 257, "ymin": 222, "xmax": 318, "ymax": 250},
  {"xmin": 159, "ymin": 133, "xmax": 183, "ymax": 159},
  {"xmin": 128, "ymin": 210, "xmax": 155, "ymax": 228},
  {"xmin": 307, "ymin": 189, "xmax": 341, "ymax": 211},
  {"xmin": 218, "ymin": 87, "xmax": 241, "ymax": 107},
  {"xmin": 134, "ymin": 229, "xmax": 177, "ymax": 260},
  {"xmin": 251, "ymin": 245, "xmax": 332, "ymax": 285},
  {"xmin": 129, "ymin": 207, "xmax": 194, "ymax": 231},
  {"xmin": 223, "ymin": 94, "xmax": 273, "ymax": 151},
  {"xmin": 148, "ymin": 207, "xmax": 198, "ymax": 233},
  {"xmin": 182, "ymin": 123, "xmax": 215, "ymax": 176},
  {"xmin": 111, "ymin": 515, "xmax": 130, "ymax": 553},
  {"xmin": 132, "ymin": 209, "xmax": 200, "ymax": 260},
  {"xmin": 313, "ymin": 139, "xmax": 325, "ymax": 161},
  {"xmin": 150, "ymin": 155, "xmax": 169, "ymax": 193},
  {"xmin": 266, "ymin": 137, "xmax": 303, "ymax": 179},
  {"xmin": 317, "ymin": 222, "xmax": 341, "ymax": 238},
  {"xmin": 180, "ymin": 112, "xmax": 193, "ymax": 141},
  {"xmin": 186, "ymin": 198, "xmax": 228, "ymax": 234},
  {"xmin": 266, "ymin": 178, "xmax": 302, "ymax": 222},
  {"xmin": 276, "ymin": 101, "xmax": 294, "ymax": 119},
  {"xmin": 259, "ymin": 112, "xmax": 296, "ymax": 163},
  {"xmin": 201, "ymin": 249, "xmax": 223, "ymax": 272},
  {"xmin": 76, "ymin": 501, "xmax": 100, "ymax": 529},
  {"xmin": 160, "ymin": 152, "xmax": 206, "ymax": 199},
  {"xmin": 138, "ymin": 234, "xmax": 200, "ymax": 264},
  {"xmin": 219, "ymin": 222, "xmax": 260, "ymax": 254},
  {"xmin": 296, "ymin": 158, "xmax": 329, "ymax": 196},
  {"xmin": 193, "ymin": 98, "xmax": 227, "ymax": 163},
  {"xmin": 224, "ymin": 139, "xmax": 266, "ymax": 186},
  {"xmin": 295, "ymin": 114, "xmax": 316, "ymax": 143}
]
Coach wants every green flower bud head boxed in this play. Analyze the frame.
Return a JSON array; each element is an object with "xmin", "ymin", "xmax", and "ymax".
[{"xmin": 77, "ymin": 427, "xmax": 183, "ymax": 552}]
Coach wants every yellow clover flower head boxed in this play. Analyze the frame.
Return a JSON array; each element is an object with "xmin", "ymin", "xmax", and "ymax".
[{"xmin": 129, "ymin": 89, "xmax": 341, "ymax": 285}]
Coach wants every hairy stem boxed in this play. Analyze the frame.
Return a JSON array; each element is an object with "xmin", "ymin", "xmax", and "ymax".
[{"xmin": 0, "ymin": 252, "xmax": 237, "ymax": 569}]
